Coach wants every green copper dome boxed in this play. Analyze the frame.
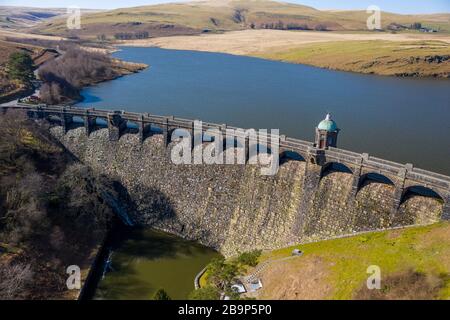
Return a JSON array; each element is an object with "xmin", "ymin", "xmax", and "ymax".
[{"xmin": 317, "ymin": 113, "xmax": 338, "ymax": 132}]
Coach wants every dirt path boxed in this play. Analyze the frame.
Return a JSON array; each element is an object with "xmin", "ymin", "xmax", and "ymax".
[{"xmin": 120, "ymin": 29, "xmax": 450, "ymax": 55}]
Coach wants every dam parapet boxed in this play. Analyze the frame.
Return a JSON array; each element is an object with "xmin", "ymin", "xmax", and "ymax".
[{"xmin": 2, "ymin": 103, "xmax": 449, "ymax": 256}]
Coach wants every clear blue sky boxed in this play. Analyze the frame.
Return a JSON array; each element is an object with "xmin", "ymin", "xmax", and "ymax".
[{"xmin": 2, "ymin": 0, "xmax": 450, "ymax": 14}]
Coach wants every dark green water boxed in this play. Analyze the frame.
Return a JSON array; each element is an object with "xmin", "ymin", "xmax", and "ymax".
[
  {"xmin": 76, "ymin": 47, "xmax": 450, "ymax": 175},
  {"xmin": 94, "ymin": 228, "xmax": 220, "ymax": 300}
]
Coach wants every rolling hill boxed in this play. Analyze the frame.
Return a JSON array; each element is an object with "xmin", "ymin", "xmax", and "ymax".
[
  {"xmin": 0, "ymin": 6, "xmax": 66, "ymax": 29},
  {"xmin": 31, "ymin": 0, "xmax": 450, "ymax": 39},
  {"xmin": 0, "ymin": 6, "xmax": 102, "ymax": 30}
]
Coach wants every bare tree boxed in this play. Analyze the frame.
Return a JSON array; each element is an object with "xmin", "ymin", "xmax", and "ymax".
[{"xmin": 0, "ymin": 262, "xmax": 34, "ymax": 299}]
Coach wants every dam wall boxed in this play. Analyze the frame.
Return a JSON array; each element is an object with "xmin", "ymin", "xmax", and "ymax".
[
  {"xmin": 51, "ymin": 126, "xmax": 447, "ymax": 256},
  {"xmin": 2, "ymin": 104, "xmax": 449, "ymax": 256}
]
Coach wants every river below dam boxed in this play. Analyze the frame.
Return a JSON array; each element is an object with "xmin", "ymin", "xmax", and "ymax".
[
  {"xmin": 93, "ymin": 227, "xmax": 220, "ymax": 300},
  {"xmin": 76, "ymin": 46, "xmax": 450, "ymax": 176}
]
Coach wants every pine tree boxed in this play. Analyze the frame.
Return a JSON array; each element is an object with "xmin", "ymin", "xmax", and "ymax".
[
  {"xmin": 7, "ymin": 52, "xmax": 35, "ymax": 83},
  {"xmin": 152, "ymin": 288, "xmax": 171, "ymax": 300}
]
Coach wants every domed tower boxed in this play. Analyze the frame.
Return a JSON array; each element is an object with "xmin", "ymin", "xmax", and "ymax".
[{"xmin": 315, "ymin": 113, "xmax": 339, "ymax": 149}]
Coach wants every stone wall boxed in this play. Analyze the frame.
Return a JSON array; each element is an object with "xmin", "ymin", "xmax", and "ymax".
[{"xmin": 51, "ymin": 127, "xmax": 444, "ymax": 256}]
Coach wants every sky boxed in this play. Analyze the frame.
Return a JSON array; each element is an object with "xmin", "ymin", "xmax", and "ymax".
[{"xmin": 1, "ymin": 0, "xmax": 450, "ymax": 14}]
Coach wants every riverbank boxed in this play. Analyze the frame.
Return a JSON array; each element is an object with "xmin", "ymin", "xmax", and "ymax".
[
  {"xmin": 67, "ymin": 58, "xmax": 148, "ymax": 104},
  {"xmin": 121, "ymin": 29, "xmax": 450, "ymax": 78},
  {"xmin": 37, "ymin": 45, "xmax": 147, "ymax": 105}
]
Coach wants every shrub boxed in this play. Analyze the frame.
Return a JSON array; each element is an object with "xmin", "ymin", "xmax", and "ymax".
[
  {"xmin": 354, "ymin": 269, "xmax": 444, "ymax": 300},
  {"xmin": 188, "ymin": 286, "xmax": 220, "ymax": 300},
  {"xmin": 38, "ymin": 46, "xmax": 119, "ymax": 103},
  {"xmin": 237, "ymin": 250, "xmax": 262, "ymax": 267},
  {"xmin": 0, "ymin": 262, "xmax": 34, "ymax": 299},
  {"xmin": 114, "ymin": 31, "xmax": 149, "ymax": 40}
]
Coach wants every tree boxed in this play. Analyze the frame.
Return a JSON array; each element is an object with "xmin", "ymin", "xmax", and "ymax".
[
  {"xmin": 236, "ymin": 250, "xmax": 262, "ymax": 267},
  {"xmin": 7, "ymin": 52, "xmax": 35, "ymax": 83},
  {"xmin": 275, "ymin": 20, "xmax": 284, "ymax": 30},
  {"xmin": 152, "ymin": 288, "xmax": 171, "ymax": 300},
  {"xmin": 188, "ymin": 286, "xmax": 220, "ymax": 300},
  {"xmin": 314, "ymin": 24, "xmax": 328, "ymax": 31},
  {"xmin": 411, "ymin": 22, "xmax": 422, "ymax": 30},
  {"xmin": 206, "ymin": 258, "xmax": 239, "ymax": 290},
  {"xmin": 97, "ymin": 34, "xmax": 106, "ymax": 41},
  {"xmin": 0, "ymin": 262, "xmax": 34, "ymax": 299}
]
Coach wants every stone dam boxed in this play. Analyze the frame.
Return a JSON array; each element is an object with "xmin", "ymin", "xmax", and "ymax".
[{"xmin": 3, "ymin": 104, "xmax": 450, "ymax": 256}]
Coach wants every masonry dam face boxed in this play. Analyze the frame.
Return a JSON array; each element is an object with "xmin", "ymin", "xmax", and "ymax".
[{"xmin": 49, "ymin": 125, "xmax": 447, "ymax": 257}]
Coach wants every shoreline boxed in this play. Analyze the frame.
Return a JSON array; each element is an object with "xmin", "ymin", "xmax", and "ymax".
[
  {"xmin": 67, "ymin": 59, "xmax": 148, "ymax": 106},
  {"xmin": 60, "ymin": 54, "xmax": 148, "ymax": 106},
  {"xmin": 118, "ymin": 30, "xmax": 450, "ymax": 79},
  {"xmin": 4, "ymin": 48, "xmax": 148, "ymax": 106}
]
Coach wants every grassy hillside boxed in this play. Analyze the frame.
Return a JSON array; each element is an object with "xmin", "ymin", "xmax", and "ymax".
[
  {"xmin": 250, "ymin": 222, "xmax": 450, "ymax": 299},
  {"xmin": 32, "ymin": 0, "xmax": 450, "ymax": 39},
  {"xmin": 256, "ymin": 39, "xmax": 450, "ymax": 77}
]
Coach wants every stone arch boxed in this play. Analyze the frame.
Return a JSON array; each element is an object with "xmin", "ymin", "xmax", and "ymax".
[
  {"xmin": 125, "ymin": 120, "xmax": 139, "ymax": 134},
  {"xmin": 279, "ymin": 150, "xmax": 306, "ymax": 165},
  {"xmin": 46, "ymin": 113, "xmax": 62, "ymax": 123},
  {"xmin": 397, "ymin": 185, "xmax": 445, "ymax": 225},
  {"xmin": 202, "ymin": 129, "xmax": 224, "ymax": 152},
  {"xmin": 72, "ymin": 116, "xmax": 84, "ymax": 123},
  {"xmin": 256, "ymin": 143, "xmax": 272, "ymax": 154},
  {"xmin": 223, "ymin": 135, "xmax": 239, "ymax": 151},
  {"xmin": 320, "ymin": 162, "xmax": 353, "ymax": 179},
  {"xmin": 149, "ymin": 123, "xmax": 163, "ymax": 134},
  {"xmin": 357, "ymin": 172, "xmax": 395, "ymax": 193},
  {"xmin": 168, "ymin": 128, "xmax": 190, "ymax": 144},
  {"xmin": 400, "ymin": 185, "xmax": 444, "ymax": 205},
  {"xmin": 69, "ymin": 116, "xmax": 85, "ymax": 130},
  {"xmin": 352, "ymin": 172, "xmax": 396, "ymax": 231},
  {"xmin": 245, "ymin": 143, "xmax": 273, "ymax": 164},
  {"xmin": 94, "ymin": 116, "xmax": 108, "ymax": 128}
]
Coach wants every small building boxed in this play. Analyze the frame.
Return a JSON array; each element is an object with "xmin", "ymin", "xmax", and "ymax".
[
  {"xmin": 231, "ymin": 281, "xmax": 246, "ymax": 294},
  {"xmin": 291, "ymin": 248, "xmax": 303, "ymax": 256},
  {"xmin": 315, "ymin": 113, "xmax": 339, "ymax": 149},
  {"xmin": 247, "ymin": 279, "xmax": 263, "ymax": 292}
]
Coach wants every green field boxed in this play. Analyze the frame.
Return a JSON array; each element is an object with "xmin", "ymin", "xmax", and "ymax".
[
  {"xmin": 252, "ymin": 222, "xmax": 450, "ymax": 299},
  {"xmin": 256, "ymin": 40, "xmax": 450, "ymax": 77}
]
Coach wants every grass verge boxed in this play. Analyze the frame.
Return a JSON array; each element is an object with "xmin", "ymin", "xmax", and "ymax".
[
  {"xmin": 252, "ymin": 222, "xmax": 450, "ymax": 299},
  {"xmin": 256, "ymin": 40, "xmax": 450, "ymax": 77}
]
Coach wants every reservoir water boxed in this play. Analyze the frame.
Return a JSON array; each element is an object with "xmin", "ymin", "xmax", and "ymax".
[
  {"xmin": 94, "ymin": 228, "xmax": 220, "ymax": 300},
  {"xmin": 76, "ymin": 47, "xmax": 450, "ymax": 175}
]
